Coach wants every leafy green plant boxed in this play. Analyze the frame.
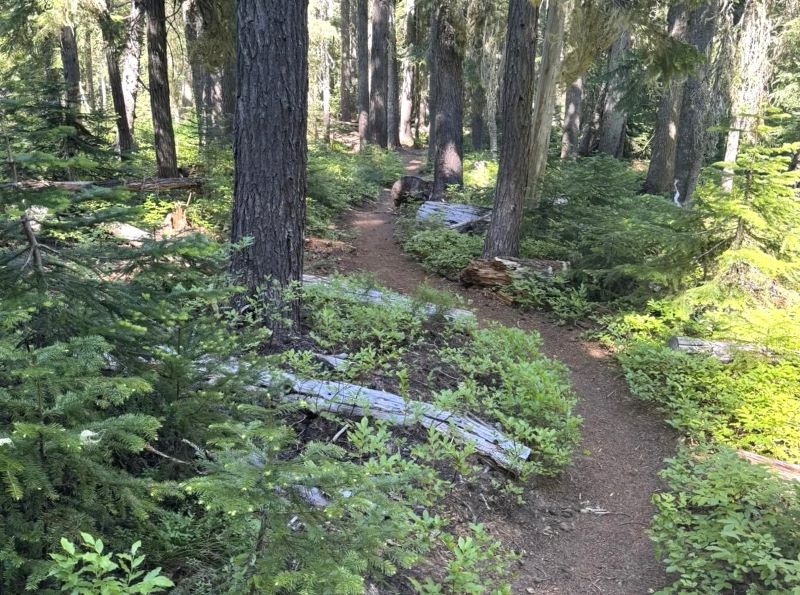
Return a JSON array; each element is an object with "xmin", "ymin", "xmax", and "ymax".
[
  {"xmin": 651, "ymin": 448, "xmax": 800, "ymax": 594},
  {"xmin": 48, "ymin": 533, "xmax": 174, "ymax": 594},
  {"xmin": 402, "ymin": 228, "xmax": 484, "ymax": 279}
]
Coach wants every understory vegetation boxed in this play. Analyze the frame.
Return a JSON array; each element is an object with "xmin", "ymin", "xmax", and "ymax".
[{"xmin": 400, "ymin": 137, "xmax": 800, "ymax": 593}]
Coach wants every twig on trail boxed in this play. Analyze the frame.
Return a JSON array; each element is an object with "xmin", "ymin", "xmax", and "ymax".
[
  {"xmin": 331, "ymin": 424, "xmax": 349, "ymax": 443},
  {"xmin": 480, "ymin": 493, "xmax": 491, "ymax": 511}
]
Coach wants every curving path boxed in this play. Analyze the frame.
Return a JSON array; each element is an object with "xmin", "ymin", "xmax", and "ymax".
[{"xmin": 334, "ymin": 150, "xmax": 675, "ymax": 594}]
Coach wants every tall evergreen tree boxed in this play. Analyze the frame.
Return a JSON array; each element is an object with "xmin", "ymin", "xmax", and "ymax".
[
  {"xmin": 368, "ymin": 0, "xmax": 390, "ymax": 147},
  {"xmin": 340, "ymin": 0, "xmax": 355, "ymax": 121},
  {"xmin": 356, "ymin": 0, "xmax": 370, "ymax": 150},
  {"xmin": 230, "ymin": 0, "xmax": 309, "ymax": 331}
]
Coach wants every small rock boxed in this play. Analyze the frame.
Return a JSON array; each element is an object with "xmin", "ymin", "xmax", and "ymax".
[{"xmin": 558, "ymin": 521, "xmax": 573, "ymax": 532}]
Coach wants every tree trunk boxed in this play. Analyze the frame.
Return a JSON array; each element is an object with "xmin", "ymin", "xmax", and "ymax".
[
  {"xmin": 340, "ymin": 0, "xmax": 355, "ymax": 121},
  {"xmin": 578, "ymin": 85, "xmax": 603, "ymax": 156},
  {"xmin": 399, "ymin": 0, "xmax": 416, "ymax": 146},
  {"xmin": 526, "ymin": 0, "xmax": 569, "ymax": 205},
  {"xmin": 60, "ymin": 25, "xmax": 81, "ymax": 112},
  {"xmin": 230, "ymin": 0, "xmax": 308, "ymax": 332},
  {"xmin": 122, "ymin": 1, "xmax": 145, "ymax": 137},
  {"xmin": 597, "ymin": 29, "xmax": 631, "ymax": 158},
  {"xmin": 83, "ymin": 31, "xmax": 96, "ymax": 111},
  {"xmin": 721, "ymin": 0, "xmax": 774, "ymax": 192},
  {"xmin": 467, "ymin": 0, "xmax": 488, "ymax": 152},
  {"xmin": 387, "ymin": 0, "xmax": 401, "ymax": 149},
  {"xmin": 644, "ymin": 4, "xmax": 689, "ymax": 194},
  {"xmin": 184, "ymin": 0, "xmax": 206, "ymax": 145},
  {"xmin": 368, "ymin": 0, "xmax": 390, "ymax": 147},
  {"xmin": 356, "ymin": 0, "xmax": 370, "ymax": 150},
  {"xmin": 560, "ymin": 77, "xmax": 582, "ymax": 159},
  {"xmin": 143, "ymin": 0, "xmax": 179, "ymax": 178},
  {"xmin": 430, "ymin": 0, "xmax": 465, "ymax": 198},
  {"xmin": 674, "ymin": 2, "xmax": 716, "ymax": 206},
  {"xmin": 482, "ymin": 0, "xmax": 538, "ymax": 258},
  {"xmin": 97, "ymin": 5, "xmax": 135, "ymax": 153}
]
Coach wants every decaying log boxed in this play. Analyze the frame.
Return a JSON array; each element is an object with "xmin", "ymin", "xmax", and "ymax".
[
  {"xmin": 106, "ymin": 223, "xmax": 153, "ymax": 244},
  {"xmin": 391, "ymin": 176, "xmax": 434, "ymax": 206},
  {"xmin": 313, "ymin": 353, "xmax": 351, "ymax": 371},
  {"xmin": 304, "ymin": 237, "xmax": 356, "ymax": 254},
  {"xmin": 416, "ymin": 201, "xmax": 493, "ymax": 233},
  {"xmin": 460, "ymin": 257, "xmax": 570, "ymax": 287},
  {"xmin": 737, "ymin": 450, "xmax": 800, "ymax": 483},
  {"xmin": 302, "ymin": 274, "xmax": 474, "ymax": 323},
  {"xmin": 1, "ymin": 177, "xmax": 203, "ymax": 193},
  {"xmin": 668, "ymin": 336, "xmax": 781, "ymax": 363},
  {"xmin": 269, "ymin": 373, "xmax": 531, "ymax": 470}
]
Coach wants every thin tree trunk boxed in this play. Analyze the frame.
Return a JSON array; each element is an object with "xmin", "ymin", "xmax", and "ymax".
[
  {"xmin": 98, "ymin": 6, "xmax": 134, "ymax": 153},
  {"xmin": 387, "ymin": 0, "xmax": 401, "ymax": 149},
  {"xmin": 644, "ymin": 4, "xmax": 689, "ymax": 194},
  {"xmin": 527, "ymin": 0, "xmax": 569, "ymax": 205},
  {"xmin": 231, "ymin": 0, "xmax": 309, "ymax": 332},
  {"xmin": 143, "ymin": 0, "xmax": 178, "ymax": 178},
  {"xmin": 578, "ymin": 86, "xmax": 603, "ymax": 156},
  {"xmin": 483, "ymin": 0, "xmax": 538, "ymax": 258},
  {"xmin": 220, "ymin": 54, "xmax": 236, "ymax": 136},
  {"xmin": 100, "ymin": 72, "xmax": 108, "ymax": 110},
  {"xmin": 560, "ymin": 77, "xmax": 582, "ymax": 159},
  {"xmin": 122, "ymin": 0, "xmax": 145, "ymax": 136},
  {"xmin": 467, "ymin": 0, "xmax": 488, "ymax": 152},
  {"xmin": 721, "ymin": 0, "xmax": 773, "ymax": 192},
  {"xmin": 399, "ymin": 0, "xmax": 416, "ymax": 146},
  {"xmin": 357, "ymin": 0, "xmax": 370, "ymax": 150},
  {"xmin": 60, "ymin": 25, "xmax": 81, "ymax": 112},
  {"xmin": 322, "ymin": 42, "xmax": 332, "ymax": 144},
  {"xmin": 674, "ymin": 1, "xmax": 716, "ymax": 206},
  {"xmin": 340, "ymin": 0, "xmax": 355, "ymax": 121},
  {"xmin": 83, "ymin": 31, "xmax": 96, "ymax": 111},
  {"xmin": 369, "ymin": 0, "xmax": 390, "ymax": 147},
  {"xmin": 597, "ymin": 29, "xmax": 631, "ymax": 158},
  {"xmin": 430, "ymin": 0, "xmax": 465, "ymax": 198},
  {"xmin": 184, "ymin": 0, "xmax": 205, "ymax": 145}
]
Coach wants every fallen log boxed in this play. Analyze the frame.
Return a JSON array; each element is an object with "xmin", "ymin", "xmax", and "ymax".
[
  {"xmin": 304, "ymin": 237, "xmax": 356, "ymax": 254},
  {"xmin": 416, "ymin": 201, "xmax": 492, "ymax": 233},
  {"xmin": 391, "ymin": 176, "xmax": 434, "ymax": 206},
  {"xmin": 302, "ymin": 274, "xmax": 474, "ymax": 323},
  {"xmin": 668, "ymin": 336, "xmax": 780, "ymax": 363},
  {"xmin": 460, "ymin": 257, "xmax": 570, "ymax": 287},
  {"xmin": 1, "ymin": 177, "xmax": 204, "ymax": 193},
  {"xmin": 270, "ymin": 374, "xmax": 531, "ymax": 470},
  {"xmin": 737, "ymin": 450, "xmax": 800, "ymax": 483}
]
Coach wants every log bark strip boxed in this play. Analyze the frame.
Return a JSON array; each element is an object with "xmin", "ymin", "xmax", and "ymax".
[
  {"xmin": 2, "ymin": 178, "xmax": 203, "ymax": 193},
  {"xmin": 667, "ymin": 336, "xmax": 790, "ymax": 363},
  {"xmin": 271, "ymin": 373, "xmax": 531, "ymax": 470},
  {"xmin": 461, "ymin": 257, "xmax": 570, "ymax": 287},
  {"xmin": 737, "ymin": 450, "xmax": 800, "ymax": 483},
  {"xmin": 416, "ymin": 201, "xmax": 492, "ymax": 232}
]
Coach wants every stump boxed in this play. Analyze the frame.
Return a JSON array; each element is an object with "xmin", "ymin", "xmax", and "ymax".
[{"xmin": 391, "ymin": 176, "xmax": 434, "ymax": 206}]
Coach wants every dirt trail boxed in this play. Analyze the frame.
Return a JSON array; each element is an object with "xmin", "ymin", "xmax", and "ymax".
[{"xmin": 335, "ymin": 151, "xmax": 674, "ymax": 594}]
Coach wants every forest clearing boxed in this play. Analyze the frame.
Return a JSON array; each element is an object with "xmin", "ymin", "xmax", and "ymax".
[{"xmin": 1, "ymin": 0, "xmax": 799, "ymax": 594}]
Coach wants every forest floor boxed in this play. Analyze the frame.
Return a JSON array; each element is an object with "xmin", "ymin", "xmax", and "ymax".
[{"xmin": 328, "ymin": 150, "xmax": 676, "ymax": 594}]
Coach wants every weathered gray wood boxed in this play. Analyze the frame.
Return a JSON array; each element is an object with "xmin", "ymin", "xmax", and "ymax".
[
  {"xmin": 737, "ymin": 450, "xmax": 800, "ymax": 483},
  {"xmin": 460, "ymin": 257, "xmax": 570, "ymax": 287},
  {"xmin": 302, "ymin": 274, "xmax": 474, "ymax": 323},
  {"xmin": 416, "ymin": 201, "xmax": 492, "ymax": 233},
  {"xmin": 668, "ymin": 336, "xmax": 779, "ymax": 363},
  {"xmin": 269, "ymin": 373, "xmax": 531, "ymax": 470},
  {"xmin": 1, "ymin": 178, "xmax": 203, "ymax": 193},
  {"xmin": 313, "ymin": 353, "xmax": 351, "ymax": 371}
]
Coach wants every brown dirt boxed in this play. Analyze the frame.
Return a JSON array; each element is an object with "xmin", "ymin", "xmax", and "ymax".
[{"xmin": 333, "ymin": 150, "xmax": 676, "ymax": 594}]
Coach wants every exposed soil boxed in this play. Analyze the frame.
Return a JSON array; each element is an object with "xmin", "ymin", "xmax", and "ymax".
[{"xmin": 332, "ymin": 150, "xmax": 676, "ymax": 594}]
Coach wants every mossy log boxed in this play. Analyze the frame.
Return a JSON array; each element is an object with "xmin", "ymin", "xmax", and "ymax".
[{"xmin": 460, "ymin": 257, "xmax": 570, "ymax": 287}]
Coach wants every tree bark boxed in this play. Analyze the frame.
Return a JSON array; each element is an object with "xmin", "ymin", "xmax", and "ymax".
[
  {"xmin": 674, "ymin": 2, "xmax": 716, "ymax": 206},
  {"xmin": 60, "ymin": 25, "xmax": 81, "ymax": 112},
  {"xmin": 356, "ymin": 0, "xmax": 370, "ymax": 150},
  {"xmin": 368, "ymin": 0, "xmax": 390, "ymax": 147},
  {"xmin": 83, "ymin": 30, "xmax": 96, "ymax": 111},
  {"xmin": 467, "ymin": 0, "xmax": 488, "ymax": 152},
  {"xmin": 340, "ymin": 0, "xmax": 355, "ymax": 121},
  {"xmin": 184, "ymin": 0, "xmax": 206, "ymax": 145},
  {"xmin": 721, "ymin": 0, "xmax": 774, "ymax": 192},
  {"xmin": 482, "ymin": 0, "xmax": 538, "ymax": 258},
  {"xmin": 644, "ymin": 4, "xmax": 689, "ymax": 194},
  {"xmin": 597, "ymin": 29, "xmax": 631, "ymax": 158},
  {"xmin": 430, "ymin": 0, "xmax": 465, "ymax": 198},
  {"xmin": 560, "ymin": 77, "xmax": 582, "ymax": 159},
  {"xmin": 230, "ymin": 0, "xmax": 309, "ymax": 331},
  {"xmin": 399, "ymin": 0, "xmax": 416, "ymax": 146},
  {"xmin": 387, "ymin": 0, "xmax": 401, "ymax": 149},
  {"xmin": 96, "ymin": 4, "xmax": 135, "ymax": 153},
  {"xmin": 526, "ymin": 0, "xmax": 569, "ymax": 204},
  {"xmin": 122, "ymin": 1, "xmax": 145, "ymax": 137},
  {"xmin": 143, "ymin": 0, "xmax": 179, "ymax": 178}
]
